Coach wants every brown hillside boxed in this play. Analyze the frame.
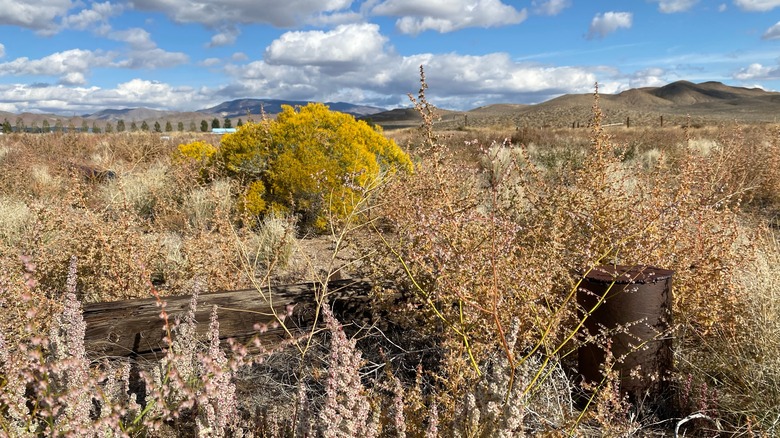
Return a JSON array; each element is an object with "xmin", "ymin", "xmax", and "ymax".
[
  {"xmin": 371, "ymin": 80, "xmax": 780, "ymax": 130},
  {"xmin": 2, "ymin": 80, "xmax": 778, "ymax": 132}
]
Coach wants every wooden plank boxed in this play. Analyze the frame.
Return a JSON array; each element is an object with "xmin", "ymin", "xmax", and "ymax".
[{"xmin": 82, "ymin": 279, "xmax": 374, "ymax": 360}]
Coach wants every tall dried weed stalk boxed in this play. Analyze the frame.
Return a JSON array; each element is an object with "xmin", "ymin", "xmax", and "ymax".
[{"xmin": 367, "ymin": 69, "xmax": 756, "ymax": 434}]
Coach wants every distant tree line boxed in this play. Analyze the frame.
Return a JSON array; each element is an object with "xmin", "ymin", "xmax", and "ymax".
[{"xmin": 1, "ymin": 117, "xmax": 244, "ymax": 134}]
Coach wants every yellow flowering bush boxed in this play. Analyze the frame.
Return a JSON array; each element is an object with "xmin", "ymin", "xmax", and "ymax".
[
  {"xmin": 216, "ymin": 103, "xmax": 412, "ymax": 230},
  {"xmin": 218, "ymin": 120, "xmax": 273, "ymax": 178},
  {"xmin": 175, "ymin": 140, "xmax": 217, "ymax": 164},
  {"xmin": 242, "ymin": 180, "xmax": 267, "ymax": 216}
]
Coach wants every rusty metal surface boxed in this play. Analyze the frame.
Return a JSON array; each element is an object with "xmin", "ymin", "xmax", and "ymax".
[
  {"xmin": 584, "ymin": 264, "xmax": 674, "ymax": 285},
  {"xmin": 578, "ymin": 264, "xmax": 674, "ymax": 415}
]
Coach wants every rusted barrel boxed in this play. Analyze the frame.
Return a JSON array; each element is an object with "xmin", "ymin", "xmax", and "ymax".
[{"xmin": 577, "ymin": 264, "xmax": 674, "ymax": 410}]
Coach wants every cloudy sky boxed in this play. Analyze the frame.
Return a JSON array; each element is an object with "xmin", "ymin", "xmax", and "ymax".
[{"xmin": 0, "ymin": 0, "xmax": 779, "ymax": 114}]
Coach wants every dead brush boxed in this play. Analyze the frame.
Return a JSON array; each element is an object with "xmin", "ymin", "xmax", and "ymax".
[
  {"xmin": 364, "ymin": 71, "xmax": 759, "ymax": 435},
  {"xmin": 674, "ymin": 225, "xmax": 780, "ymax": 435}
]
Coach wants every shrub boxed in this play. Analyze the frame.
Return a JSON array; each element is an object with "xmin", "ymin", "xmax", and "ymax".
[
  {"xmin": 184, "ymin": 179, "xmax": 233, "ymax": 230},
  {"xmin": 0, "ymin": 196, "xmax": 32, "ymax": 247},
  {"xmin": 242, "ymin": 180, "xmax": 267, "ymax": 217},
  {"xmin": 364, "ymin": 75, "xmax": 754, "ymax": 433},
  {"xmin": 182, "ymin": 103, "xmax": 412, "ymax": 231},
  {"xmin": 175, "ymin": 140, "xmax": 217, "ymax": 165},
  {"xmin": 99, "ymin": 161, "xmax": 172, "ymax": 220}
]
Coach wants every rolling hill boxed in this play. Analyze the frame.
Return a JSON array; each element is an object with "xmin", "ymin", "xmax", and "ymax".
[
  {"xmin": 381, "ymin": 80, "xmax": 780, "ymax": 130},
  {"xmin": 1, "ymin": 81, "xmax": 778, "ymax": 131}
]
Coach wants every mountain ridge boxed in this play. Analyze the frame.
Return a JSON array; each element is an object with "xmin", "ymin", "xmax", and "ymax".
[{"xmin": 1, "ymin": 81, "xmax": 778, "ymax": 129}]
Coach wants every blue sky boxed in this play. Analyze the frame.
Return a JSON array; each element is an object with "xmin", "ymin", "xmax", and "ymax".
[{"xmin": 0, "ymin": 0, "xmax": 778, "ymax": 114}]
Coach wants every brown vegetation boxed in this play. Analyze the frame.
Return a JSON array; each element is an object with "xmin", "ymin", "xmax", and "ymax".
[{"xmin": 2, "ymin": 73, "xmax": 780, "ymax": 436}]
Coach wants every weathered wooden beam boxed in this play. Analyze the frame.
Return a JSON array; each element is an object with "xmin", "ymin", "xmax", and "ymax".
[{"xmin": 82, "ymin": 279, "xmax": 374, "ymax": 360}]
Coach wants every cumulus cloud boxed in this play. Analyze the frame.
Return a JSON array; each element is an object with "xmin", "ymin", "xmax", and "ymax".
[
  {"xmin": 371, "ymin": 0, "xmax": 527, "ymax": 34},
  {"xmin": 109, "ymin": 28, "xmax": 157, "ymax": 50},
  {"xmin": 762, "ymin": 21, "xmax": 780, "ymax": 39},
  {"xmin": 650, "ymin": 0, "xmax": 699, "ymax": 13},
  {"xmin": 265, "ymin": 24, "xmax": 389, "ymax": 69},
  {"xmin": 734, "ymin": 63, "xmax": 780, "ymax": 80},
  {"xmin": 629, "ymin": 68, "xmax": 668, "ymax": 88},
  {"xmin": 0, "ymin": 49, "xmax": 114, "ymax": 85},
  {"xmin": 207, "ymin": 26, "xmax": 240, "ymax": 47},
  {"xmin": 0, "ymin": 43, "xmax": 5, "ymax": 58},
  {"xmin": 109, "ymin": 78, "xmax": 180, "ymax": 101},
  {"xmin": 115, "ymin": 48, "xmax": 189, "ymax": 69},
  {"xmin": 0, "ymin": 78, "xmax": 218, "ymax": 113},
  {"xmin": 61, "ymin": 1, "xmax": 123, "ymax": 32},
  {"xmin": 0, "ymin": 0, "xmax": 74, "ymax": 34},
  {"xmin": 59, "ymin": 71, "xmax": 87, "ymax": 86},
  {"xmin": 227, "ymin": 32, "xmax": 607, "ymax": 109},
  {"xmin": 733, "ymin": 0, "xmax": 780, "ymax": 11},
  {"xmin": 200, "ymin": 58, "xmax": 222, "ymax": 67},
  {"xmin": 107, "ymin": 27, "xmax": 189, "ymax": 68},
  {"xmin": 587, "ymin": 12, "xmax": 633, "ymax": 39},
  {"xmin": 0, "ymin": 83, "xmax": 99, "ymax": 113},
  {"xmin": 0, "ymin": 43, "xmax": 620, "ymax": 114},
  {"xmin": 130, "ymin": 0, "xmax": 353, "ymax": 27},
  {"xmin": 532, "ymin": 0, "xmax": 571, "ymax": 15}
]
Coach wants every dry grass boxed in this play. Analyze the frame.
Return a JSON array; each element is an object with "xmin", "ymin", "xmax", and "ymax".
[{"xmin": 2, "ymin": 79, "xmax": 780, "ymax": 436}]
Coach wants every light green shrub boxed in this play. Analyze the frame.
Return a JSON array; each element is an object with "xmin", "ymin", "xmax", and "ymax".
[
  {"xmin": 0, "ymin": 196, "xmax": 32, "ymax": 247},
  {"xmin": 100, "ymin": 162, "xmax": 171, "ymax": 220},
  {"xmin": 185, "ymin": 179, "xmax": 233, "ymax": 230}
]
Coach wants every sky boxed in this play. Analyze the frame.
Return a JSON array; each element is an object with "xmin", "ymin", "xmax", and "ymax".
[{"xmin": 0, "ymin": 0, "xmax": 779, "ymax": 115}]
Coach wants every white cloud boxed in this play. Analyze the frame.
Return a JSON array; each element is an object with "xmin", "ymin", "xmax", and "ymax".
[
  {"xmin": 61, "ymin": 2, "xmax": 123, "ymax": 31},
  {"xmin": 0, "ymin": 43, "xmax": 5, "ymax": 58},
  {"xmin": 308, "ymin": 10, "xmax": 365, "ymax": 27},
  {"xmin": 372, "ymin": 0, "xmax": 527, "ymax": 34},
  {"xmin": 130, "ymin": 0, "xmax": 353, "ymax": 27},
  {"xmin": 762, "ymin": 21, "xmax": 780, "ymax": 39},
  {"xmin": 107, "ymin": 27, "xmax": 189, "ymax": 69},
  {"xmin": 0, "ymin": 44, "xmax": 621, "ymax": 114},
  {"xmin": 532, "ymin": 0, "xmax": 571, "ymax": 15},
  {"xmin": 227, "ymin": 38, "xmax": 608, "ymax": 109},
  {"xmin": 109, "ymin": 28, "xmax": 157, "ymax": 50},
  {"xmin": 231, "ymin": 52, "xmax": 248, "ymax": 61},
  {"xmin": 629, "ymin": 68, "xmax": 668, "ymax": 88},
  {"xmin": 650, "ymin": 0, "xmax": 699, "ymax": 13},
  {"xmin": 587, "ymin": 12, "xmax": 633, "ymax": 39},
  {"xmin": 734, "ymin": 63, "xmax": 780, "ymax": 80},
  {"xmin": 200, "ymin": 58, "xmax": 222, "ymax": 67},
  {"xmin": 0, "ymin": 83, "xmax": 100, "ymax": 113},
  {"xmin": 0, "ymin": 0, "xmax": 74, "ymax": 34},
  {"xmin": 0, "ymin": 78, "xmax": 218, "ymax": 113},
  {"xmin": 59, "ymin": 71, "xmax": 87, "ymax": 86},
  {"xmin": 719, "ymin": 3, "xmax": 728, "ymax": 11},
  {"xmin": 115, "ymin": 48, "xmax": 189, "ymax": 69},
  {"xmin": 733, "ymin": 0, "xmax": 780, "ymax": 11},
  {"xmin": 265, "ymin": 24, "xmax": 389, "ymax": 69},
  {"xmin": 0, "ymin": 49, "xmax": 114, "ymax": 84},
  {"xmin": 112, "ymin": 79, "xmax": 177, "ymax": 100},
  {"xmin": 207, "ymin": 26, "xmax": 240, "ymax": 47}
]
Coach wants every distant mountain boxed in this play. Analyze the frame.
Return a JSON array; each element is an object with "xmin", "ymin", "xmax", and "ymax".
[
  {"xmin": 4, "ymin": 80, "xmax": 779, "ymax": 131},
  {"xmin": 198, "ymin": 99, "xmax": 386, "ymax": 119},
  {"xmin": 644, "ymin": 80, "xmax": 768, "ymax": 105},
  {"xmin": 366, "ymin": 80, "xmax": 780, "ymax": 129},
  {"xmin": 88, "ymin": 107, "xmax": 180, "ymax": 121}
]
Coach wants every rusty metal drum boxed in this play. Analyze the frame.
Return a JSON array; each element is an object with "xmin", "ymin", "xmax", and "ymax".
[{"xmin": 577, "ymin": 264, "xmax": 674, "ymax": 410}]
